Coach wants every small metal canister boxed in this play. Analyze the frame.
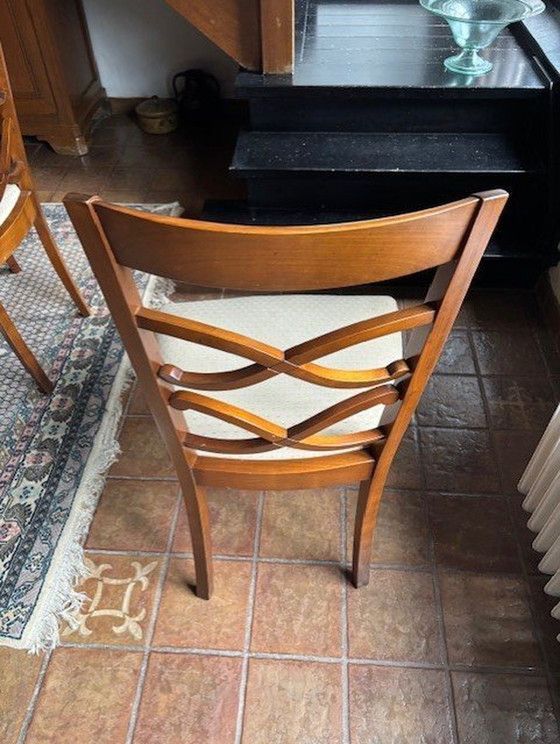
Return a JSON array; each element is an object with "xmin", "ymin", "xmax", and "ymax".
[{"xmin": 135, "ymin": 96, "xmax": 179, "ymax": 134}]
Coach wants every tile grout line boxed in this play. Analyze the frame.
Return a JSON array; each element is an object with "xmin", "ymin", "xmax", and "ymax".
[
  {"xmin": 416, "ymin": 414, "xmax": 460, "ymax": 744},
  {"xmin": 79, "ymin": 547, "xmax": 441, "ymax": 571},
  {"xmin": 340, "ymin": 486, "xmax": 350, "ymax": 744},
  {"xmin": 122, "ymin": 555, "xmax": 172, "ymax": 744},
  {"xmin": 78, "ymin": 546, "xmax": 535, "ymax": 578},
  {"xmin": 430, "ymin": 541, "xmax": 461, "ymax": 744},
  {"xmin": 50, "ymin": 639, "xmax": 549, "ymax": 674},
  {"xmin": 123, "ymin": 652, "xmax": 150, "ymax": 744},
  {"xmin": 234, "ymin": 489, "xmax": 265, "ymax": 744},
  {"xmin": 123, "ymin": 483, "xmax": 182, "ymax": 744},
  {"xmin": 16, "ymin": 649, "xmax": 53, "ymax": 744}
]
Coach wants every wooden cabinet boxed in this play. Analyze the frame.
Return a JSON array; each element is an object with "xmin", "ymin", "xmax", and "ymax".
[{"xmin": 0, "ymin": 0, "xmax": 105, "ymax": 155}]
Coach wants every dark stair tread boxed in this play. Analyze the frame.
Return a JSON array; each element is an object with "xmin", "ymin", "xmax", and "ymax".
[{"xmin": 231, "ymin": 131, "xmax": 544, "ymax": 176}]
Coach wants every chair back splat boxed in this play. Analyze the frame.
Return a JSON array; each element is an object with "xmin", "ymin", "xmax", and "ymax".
[{"xmin": 65, "ymin": 190, "xmax": 507, "ymax": 598}]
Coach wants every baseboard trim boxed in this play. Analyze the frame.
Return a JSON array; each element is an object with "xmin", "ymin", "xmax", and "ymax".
[
  {"xmin": 107, "ymin": 97, "xmax": 145, "ymax": 115},
  {"xmin": 107, "ymin": 97, "xmax": 242, "ymax": 114},
  {"xmin": 536, "ymin": 271, "xmax": 560, "ymax": 352}
]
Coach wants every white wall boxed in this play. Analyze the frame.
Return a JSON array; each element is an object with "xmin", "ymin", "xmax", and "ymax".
[{"xmin": 82, "ymin": 0, "xmax": 238, "ymax": 98}]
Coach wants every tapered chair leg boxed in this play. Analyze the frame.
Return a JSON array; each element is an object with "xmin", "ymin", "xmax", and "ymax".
[
  {"xmin": 0, "ymin": 302, "xmax": 53, "ymax": 394},
  {"xmin": 33, "ymin": 202, "xmax": 90, "ymax": 317},
  {"xmin": 352, "ymin": 476, "xmax": 385, "ymax": 588},
  {"xmin": 6, "ymin": 255, "xmax": 21, "ymax": 273},
  {"xmin": 178, "ymin": 475, "xmax": 214, "ymax": 599}
]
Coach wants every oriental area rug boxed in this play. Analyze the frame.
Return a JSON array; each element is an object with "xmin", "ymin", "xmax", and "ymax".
[{"xmin": 0, "ymin": 203, "xmax": 179, "ymax": 651}]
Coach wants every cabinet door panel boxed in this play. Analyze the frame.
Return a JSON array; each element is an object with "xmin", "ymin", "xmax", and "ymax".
[{"xmin": 0, "ymin": 0, "xmax": 57, "ymax": 117}]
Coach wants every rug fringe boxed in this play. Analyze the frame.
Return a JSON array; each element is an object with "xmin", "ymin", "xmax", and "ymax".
[{"xmin": 24, "ymin": 269, "xmax": 176, "ymax": 652}]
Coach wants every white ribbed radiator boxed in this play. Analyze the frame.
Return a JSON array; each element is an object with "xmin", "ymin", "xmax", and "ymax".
[{"xmin": 519, "ymin": 404, "xmax": 560, "ymax": 633}]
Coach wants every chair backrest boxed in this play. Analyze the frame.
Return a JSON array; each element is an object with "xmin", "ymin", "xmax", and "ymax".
[
  {"xmin": 64, "ymin": 190, "xmax": 507, "ymax": 470},
  {"xmin": 78, "ymin": 193, "xmax": 499, "ymax": 290}
]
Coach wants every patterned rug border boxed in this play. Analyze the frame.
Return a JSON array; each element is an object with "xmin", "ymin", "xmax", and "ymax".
[
  {"xmin": 23, "ymin": 353, "xmax": 134, "ymax": 652},
  {"xmin": 1, "ymin": 203, "xmax": 179, "ymax": 652}
]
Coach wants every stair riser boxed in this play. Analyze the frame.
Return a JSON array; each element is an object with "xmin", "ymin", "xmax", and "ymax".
[
  {"xmin": 246, "ymin": 173, "xmax": 547, "ymax": 254},
  {"xmin": 249, "ymin": 98, "xmax": 544, "ymax": 135},
  {"xmin": 246, "ymin": 173, "xmax": 540, "ymax": 211}
]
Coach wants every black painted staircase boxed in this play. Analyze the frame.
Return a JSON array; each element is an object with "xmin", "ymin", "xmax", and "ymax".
[{"xmin": 206, "ymin": 0, "xmax": 560, "ymax": 286}]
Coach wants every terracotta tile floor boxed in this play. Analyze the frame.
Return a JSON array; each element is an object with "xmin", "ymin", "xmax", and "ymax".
[{"xmin": 4, "ymin": 111, "xmax": 560, "ymax": 743}]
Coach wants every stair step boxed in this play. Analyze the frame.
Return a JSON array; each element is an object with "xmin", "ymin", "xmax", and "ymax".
[
  {"xmin": 236, "ymin": 66, "xmax": 546, "ymax": 100},
  {"xmin": 231, "ymin": 131, "xmax": 543, "ymax": 177}
]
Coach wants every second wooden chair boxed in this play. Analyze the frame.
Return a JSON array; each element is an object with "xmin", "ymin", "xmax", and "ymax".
[{"xmin": 0, "ymin": 42, "xmax": 89, "ymax": 394}]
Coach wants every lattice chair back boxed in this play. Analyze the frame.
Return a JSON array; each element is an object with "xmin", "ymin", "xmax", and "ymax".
[{"xmin": 65, "ymin": 190, "xmax": 508, "ymax": 598}]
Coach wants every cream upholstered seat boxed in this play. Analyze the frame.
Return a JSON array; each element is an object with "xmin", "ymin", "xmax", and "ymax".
[
  {"xmin": 158, "ymin": 294, "xmax": 402, "ymax": 459},
  {"xmin": 0, "ymin": 183, "xmax": 20, "ymax": 225}
]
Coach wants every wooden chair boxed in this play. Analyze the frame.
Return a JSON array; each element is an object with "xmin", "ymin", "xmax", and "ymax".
[
  {"xmin": 64, "ymin": 189, "xmax": 508, "ymax": 598},
  {"xmin": 0, "ymin": 42, "xmax": 89, "ymax": 393}
]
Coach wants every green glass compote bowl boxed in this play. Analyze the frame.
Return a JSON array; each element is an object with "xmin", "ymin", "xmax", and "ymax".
[{"xmin": 420, "ymin": 0, "xmax": 545, "ymax": 75}]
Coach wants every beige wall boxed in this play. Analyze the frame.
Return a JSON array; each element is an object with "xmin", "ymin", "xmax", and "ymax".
[{"xmin": 83, "ymin": 0, "xmax": 237, "ymax": 98}]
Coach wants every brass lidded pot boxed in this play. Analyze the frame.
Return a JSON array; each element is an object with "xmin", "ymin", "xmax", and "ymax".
[{"xmin": 135, "ymin": 96, "xmax": 179, "ymax": 134}]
